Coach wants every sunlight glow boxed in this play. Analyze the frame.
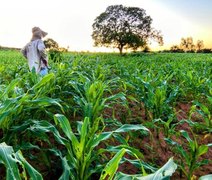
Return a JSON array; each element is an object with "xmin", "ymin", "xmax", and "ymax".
[{"xmin": 0, "ymin": 0, "xmax": 211, "ymax": 51}]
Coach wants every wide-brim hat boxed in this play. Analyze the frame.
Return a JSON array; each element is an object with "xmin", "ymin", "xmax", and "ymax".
[{"xmin": 32, "ymin": 27, "xmax": 48, "ymax": 38}]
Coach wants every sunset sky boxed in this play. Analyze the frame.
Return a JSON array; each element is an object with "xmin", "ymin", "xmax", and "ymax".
[{"xmin": 0, "ymin": 0, "xmax": 211, "ymax": 52}]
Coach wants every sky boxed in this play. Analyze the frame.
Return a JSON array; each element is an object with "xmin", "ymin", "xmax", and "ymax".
[{"xmin": 0, "ymin": 0, "xmax": 211, "ymax": 52}]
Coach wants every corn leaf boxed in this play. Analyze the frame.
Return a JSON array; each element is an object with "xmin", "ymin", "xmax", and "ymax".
[
  {"xmin": 114, "ymin": 124, "xmax": 149, "ymax": 133},
  {"xmin": 114, "ymin": 157, "xmax": 177, "ymax": 180},
  {"xmin": 15, "ymin": 150, "xmax": 43, "ymax": 180},
  {"xmin": 54, "ymin": 114, "xmax": 80, "ymax": 157},
  {"xmin": 0, "ymin": 142, "xmax": 21, "ymax": 180},
  {"xmin": 100, "ymin": 148, "xmax": 126, "ymax": 180},
  {"xmin": 199, "ymin": 174, "xmax": 212, "ymax": 180},
  {"xmin": 0, "ymin": 142, "xmax": 43, "ymax": 180}
]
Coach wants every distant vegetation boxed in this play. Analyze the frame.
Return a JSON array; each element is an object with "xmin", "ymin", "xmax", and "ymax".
[
  {"xmin": 0, "ymin": 46, "xmax": 20, "ymax": 51},
  {"xmin": 168, "ymin": 37, "xmax": 211, "ymax": 53}
]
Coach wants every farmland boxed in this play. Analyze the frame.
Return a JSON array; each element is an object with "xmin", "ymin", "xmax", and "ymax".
[{"xmin": 0, "ymin": 50, "xmax": 211, "ymax": 179}]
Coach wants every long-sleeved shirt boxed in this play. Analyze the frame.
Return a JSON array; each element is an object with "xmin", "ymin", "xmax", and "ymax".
[{"xmin": 21, "ymin": 39, "xmax": 48, "ymax": 73}]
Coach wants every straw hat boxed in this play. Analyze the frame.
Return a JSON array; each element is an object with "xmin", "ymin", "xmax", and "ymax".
[{"xmin": 31, "ymin": 27, "xmax": 48, "ymax": 40}]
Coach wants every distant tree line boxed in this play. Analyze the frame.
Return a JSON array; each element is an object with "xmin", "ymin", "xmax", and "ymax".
[
  {"xmin": 168, "ymin": 37, "xmax": 211, "ymax": 53},
  {"xmin": 0, "ymin": 46, "xmax": 20, "ymax": 51}
]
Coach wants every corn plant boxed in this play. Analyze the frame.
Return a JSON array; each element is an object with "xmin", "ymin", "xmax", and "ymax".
[
  {"xmin": 53, "ymin": 114, "xmax": 149, "ymax": 180},
  {"xmin": 69, "ymin": 73, "xmax": 126, "ymax": 124},
  {"xmin": 153, "ymin": 114, "xmax": 178, "ymax": 138},
  {"xmin": 0, "ymin": 142, "xmax": 43, "ymax": 180},
  {"xmin": 3, "ymin": 118, "xmax": 77, "ymax": 180},
  {"xmin": 165, "ymin": 130, "xmax": 211, "ymax": 180},
  {"xmin": 130, "ymin": 76, "xmax": 177, "ymax": 121},
  {"xmin": 189, "ymin": 97, "xmax": 212, "ymax": 133},
  {"xmin": 0, "ymin": 75, "xmax": 64, "ymax": 148},
  {"xmin": 180, "ymin": 69, "xmax": 210, "ymax": 99}
]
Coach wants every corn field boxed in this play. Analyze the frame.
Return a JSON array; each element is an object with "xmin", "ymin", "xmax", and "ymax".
[{"xmin": 0, "ymin": 50, "xmax": 211, "ymax": 180}]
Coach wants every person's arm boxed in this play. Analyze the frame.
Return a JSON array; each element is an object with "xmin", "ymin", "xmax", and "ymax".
[
  {"xmin": 37, "ymin": 40, "xmax": 48, "ymax": 66},
  {"xmin": 20, "ymin": 45, "xmax": 27, "ymax": 59}
]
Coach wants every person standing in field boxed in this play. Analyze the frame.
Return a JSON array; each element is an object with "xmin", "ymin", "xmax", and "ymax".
[{"xmin": 21, "ymin": 27, "xmax": 48, "ymax": 76}]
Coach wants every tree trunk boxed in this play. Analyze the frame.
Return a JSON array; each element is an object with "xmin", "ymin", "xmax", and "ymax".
[{"xmin": 118, "ymin": 46, "xmax": 123, "ymax": 55}]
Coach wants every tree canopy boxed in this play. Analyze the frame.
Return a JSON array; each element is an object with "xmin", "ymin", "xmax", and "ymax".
[
  {"xmin": 92, "ymin": 5, "xmax": 163, "ymax": 54},
  {"xmin": 44, "ymin": 38, "xmax": 59, "ymax": 50}
]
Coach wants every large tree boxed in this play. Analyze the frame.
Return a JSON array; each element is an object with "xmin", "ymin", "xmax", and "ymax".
[
  {"xmin": 92, "ymin": 5, "xmax": 163, "ymax": 54},
  {"xmin": 180, "ymin": 37, "xmax": 195, "ymax": 52},
  {"xmin": 196, "ymin": 40, "xmax": 204, "ymax": 52},
  {"xmin": 44, "ymin": 38, "xmax": 59, "ymax": 50}
]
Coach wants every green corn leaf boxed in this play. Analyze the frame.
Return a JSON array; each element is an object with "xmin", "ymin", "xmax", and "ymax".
[
  {"xmin": 26, "ymin": 97, "xmax": 64, "ymax": 113},
  {"xmin": 105, "ymin": 92, "xmax": 126, "ymax": 103},
  {"xmin": 199, "ymin": 174, "xmax": 212, "ymax": 180},
  {"xmin": 113, "ymin": 133, "xmax": 129, "ymax": 145},
  {"xmin": 165, "ymin": 138, "xmax": 188, "ymax": 161},
  {"xmin": 180, "ymin": 130, "xmax": 195, "ymax": 151},
  {"xmin": 114, "ymin": 124, "xmax": 149, "ymax": 133},
  {"xmin": 27, "ymin": 97, "xmax": 62, "ymax": 107},
  {"xmin": 100, "ymin": 148, "xmax": 126, "ymax": 180},
  {"xmin": 89, "ymin": 124, "xmax": 149, "ymax": 151},
  {"xmin": 54, "ymin": 114, "xmax": 80, "ymax": 157},
  {"xmin": 0, "ymin": 97, "xmax": 23, "ymax": 129},
  {"xmin": 0, "ymin": 142, "xmax": 21, "ymax": 180},
  {"xmin": 164, "ymin": 138, "xmax": 178, "ymax": 146},
  {"xmin": 54, "ymin": 114, "xmax": 78, "ymax": 143},
  {"xmin": 31, "ymin": 73, "xmax": 54, "ymax": 90},
  {"xmin": 0, "ymin": 142, "xmax": 43, "ymax": 180},
  {"xmin": 114, "ymin": 157, "xmax": 177, "ymax": 180},
  {"xmin": 59, "ymin": 157, "xmax": 73, "ymax": 180},
  {"xmin": 15, "ymin": 150, "xmax": 43, "ymax": 180},
  {"xmin": 121, "ymin": 158, "xmax": 157, "ymax": 173},
  {"xmin": 79, "ymin": 117, "xmax": 89, "ymax": 152},
  {"xmin": 29, "ymin": 120, "xmax": 67, "ymax": 145},
  {"xmin": 107, "ymin": 145, "xmax": 144, "ymax": 159},
  {"xmin": 0, "ymin": 78, "xmax": 20, "ymax": 100},
  {"xmin": 89, "ymin": 132, "xmax": 112, "ymax": 149},
  {"xmin": 197, "ymin": 145, "xmax": 208, "ymax": 157},
  {"xmin": 207, "ymin": 143, "xmax": 212, "ymax": 147}
]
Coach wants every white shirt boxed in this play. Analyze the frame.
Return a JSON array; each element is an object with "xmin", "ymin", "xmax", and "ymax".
[{"xmin": 21, "ymin": 39, "xmax": 48, "ymax": 73}]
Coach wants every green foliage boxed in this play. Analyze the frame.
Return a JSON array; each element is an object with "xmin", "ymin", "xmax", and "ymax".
[
  {"xmin": 0, "ymin": 142, "xmax": 42, "ymax": 180},
  {"xmin": 199, "ymin": 174, "xmax": 212, "ymax": 180},
  {"xmin": 44, "ymin": 38, "xmax": 67, "ymax": 62},
  {"xmin": 100, "ymin": 148, "xmax": 126, "ymax": 180},
  {"xmin": 0, "ymin": 74, "xmax": 63, "ymax": 133},
  {"xmin": 165, "ymin": 130, "xmax": 211, "ymax": 179},
  {"xmin": 153, "ymin": 115, "xmax": 177, "ymax": 138},
  {"xmin": 189, "ymin": 97, "xmax": 212, "ymax": 132},
  {"xmin": 0, "ymin": 50, "xmax": 211, "ymax": 179},
  {"xmin": 44, "ymin": 38, "xmax": 59, "ymax": 50},
  {"xmin": 48, "ymin": 49, "xmax": 63, "ymax": 63},
  {"xmin": 92, "ymin": 5, "xmax": 163, "ymax": 54},
  {"xmin": 54, "ymin": 114, "xmax": 149, "ymax": 180},
  {"xmin": 180, "ymin": 37, "xmax": 196, "ymax": 52},
  {"xmin": 69, "ymin": 72, "xmax": 126, "ymax": 124},
  {"xmin": 114, "ymin": 157, "xmax": 177, "ymax": 180}
]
